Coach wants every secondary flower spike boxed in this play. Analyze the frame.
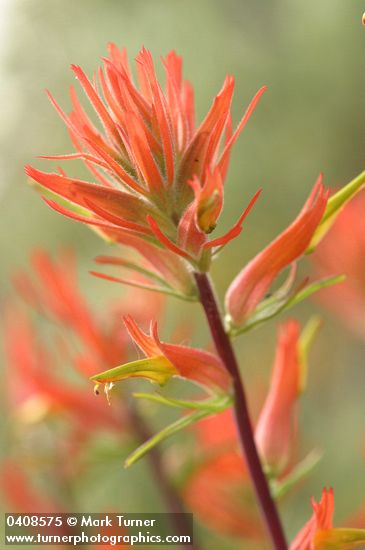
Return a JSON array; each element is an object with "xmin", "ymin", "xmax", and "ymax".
[
  {"xmin": 255, "ymin": 319, "xmax": 301, "ymax": 474},
  {"xmin": 225, "ymin": 175, "xmax": 329, "ymax": 326},
  {"xmin": 290, "ymin": 488, "xmax": 365, "ymax": 550},
  {"xmin": 25, "ymin": 45, "xmax": 264, "ymax": 275}
]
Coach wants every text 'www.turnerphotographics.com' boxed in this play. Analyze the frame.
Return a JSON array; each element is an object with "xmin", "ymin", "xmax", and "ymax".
[{"xmin": 5, "ymin": 514, "xmax": 193, "ymax": 546}]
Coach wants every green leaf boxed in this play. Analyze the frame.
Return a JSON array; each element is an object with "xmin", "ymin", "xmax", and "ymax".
[
  {"xmin": 307, "ymin": 170, "xmax": 365, "ymax": 252},
  {"xmin": 93, "ymin": 257, "xmax": 198, "ymax": 302},
  {"xmin": 285, "ymin": 274, "xmax": 345, "ymax": 309},
  {"xmin": 299, "ymin": 315, "xmax": 322, "ymax": 393},
  {"xmin": 30, "ymin": 183, "xmax": 92, "ymax": 217},
  {"xmin": 270, "ymin": 449, "xmax": 323, "ymax": 500},
  {"xmin": 133, "ymin": 392, "xmax": 232, "ymax": 412},
  {"xmin": 125, "ymin": 409, "xmax": 211, "ymax": 467},
  {"xmin": 30, "ymin": 183, "xmax": 117, "ymax": 245},
  {"xmin": 100, "ymin": 259, "xmax": 176, "ymax": 288},
  {"xmin": 229, "ymin": 275, "xmax": 344, "ymax": 336},
  {"xmin": 90, "ymin": 356, "xmax": 177, "ymax": 387},
  {"xmin": 91, "ymin": 272, "xmax": 198, "ymax": 302},
  {"xmin": 320, "ymin": 528, "xmax": 365, "ymax": 549}
]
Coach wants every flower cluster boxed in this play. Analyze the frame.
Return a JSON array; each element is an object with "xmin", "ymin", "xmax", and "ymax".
[
  {"xmin": 5, "ymin": 249, "xmax": 125, "ymax": 438},
  {"xmin": 26, "ymin": 45, "xmax": 264, "ymax": 298}
]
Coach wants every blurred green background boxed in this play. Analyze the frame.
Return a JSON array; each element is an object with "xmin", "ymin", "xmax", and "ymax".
[{"xmin": 0, "ymin": 0, "xmax": 364, "ymax": 548}]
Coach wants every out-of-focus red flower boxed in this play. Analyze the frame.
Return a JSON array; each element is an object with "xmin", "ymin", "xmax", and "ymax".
[
  {"xmin": 183, "ymin": 409, "xmax": 264, "ymax": 540},
  {"xmin": 25, "ymin": 45, "xmax": 264, "ymax": 285},
  {"xmin": 225, "ymin": 176, "xmax": 329, "ymax": 326},
  {"xmin": 346, "ymin": 449, "xmax": 365, "ymax": 529},
  {"xmin": 1, "ymin": 459, "xmax": 61, "ymax": 513},
  {"xmin": 11, "ymin": 248, "xmax": 164, "ymax": 373},
  {"xmin": 11, "ymin": 248, "xmax": 129, "ymax": 376},
  {"xmin": 312, "ymin": 190, "xmax": 365, "ymax": 339},
  {"xmin": 290, "ymin": 488, "xmax": 365, "ymax": 550},
  {"xmin": 0, "ymin": 460, "xmax": 131, "ymax": 549},
  {"xmin": 4, "ymin": 307, "xmax": 122, "ymax": 434},
  {"xmin": 5, "ymin": 249, "xmax": 165, "ymax": 438},
  {"xmin": 348, "ymin": 504, "xmax": 365, "ymax": 530},
  {"xmin": 255, "ymin": 319, "xmax": 301, "ymax": 474},
  {"xmin": 91, "ymin": 315, "xmax": 231, "ymax": 394}
]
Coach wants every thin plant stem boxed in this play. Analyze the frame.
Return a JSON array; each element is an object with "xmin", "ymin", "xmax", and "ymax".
[{"xmin": 194, "ymin": 272, "xmax": 287, "ymax": 550}]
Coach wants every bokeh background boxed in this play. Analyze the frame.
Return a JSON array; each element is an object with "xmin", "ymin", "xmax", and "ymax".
[{"xmin": 0, "ymin": 1, "xmax": 364, "ymax": 549}]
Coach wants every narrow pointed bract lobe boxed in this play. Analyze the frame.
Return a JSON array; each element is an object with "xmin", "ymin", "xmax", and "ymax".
[{"xmin": 26, "ymin": 45, "xmax": 264, "ymax": 280}]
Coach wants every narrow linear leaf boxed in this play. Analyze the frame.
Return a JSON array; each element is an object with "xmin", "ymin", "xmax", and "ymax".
[
  {"xmin": 30, "ymin": 183, "xmax": 92, "ymax": 217},
  {"xmin": 299, "ymin": 315, "xmax": 322, "ymax": 393},
  {"xmin": 270, "ymin": 449, "xmax": 323, "ymax": 500},
  {"xmin": 318, "ymin": 529, "xmax": 365, "ymax": 548},
  {"xmin": 307, "ymin": 170, "xmax": 365, "ymax": 252},
  {"xmin": 125, "ymin": 409, "xmax": 211, "ymax": 467},
  {"xmin": 230, "ymin": 275, "xmax": 344, "ymax": 336},
  {"xmin": 91, "ymin": 271, "xmax": 197, "ymax": 302},
  {"xmin": 133, "ymin": 392, "xmax": 233, "ymax": 412},
  {"xmin": 287, "ymin": 275, "xmax": 345, "ymax": 310},
  {"xmin": 95, "ymin": 258, "xmax": 173, "ymax": 288},
  {"xmin": 30, "ymin": 183, "xmax": 117, "ymax": 244}
]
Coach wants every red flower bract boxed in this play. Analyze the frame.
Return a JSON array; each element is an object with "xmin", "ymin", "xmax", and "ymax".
[
  {"xmin": 290, "ymin": 488, "xmax": 334, "ymax": 550},
  {"xmin": 255, "ymin": 319, "xmax": 301, "ymax": 474},
  {"xmin": 225, "ymin": 175, "xmax": 329, "ymax": 326},
  {"xmin": 125, "ymin": 315, "xmax": 231, "ymax": 391},
  {"xmin": 25, "ymin": 45, "xmax": 264, "ymax": 278},
  {"xmin": 290, "ymin": 488, "xmax": 365, "ymax": 550}
]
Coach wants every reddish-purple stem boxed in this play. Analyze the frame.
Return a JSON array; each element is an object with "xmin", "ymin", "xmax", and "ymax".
[{"xmin": 194, "ymin": 272, "xmax": 287, "ymax": 550}]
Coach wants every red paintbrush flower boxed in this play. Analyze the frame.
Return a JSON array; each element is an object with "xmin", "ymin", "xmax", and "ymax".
[
  {"xmin": 225, "ymin": 175, "xmax": 329, "ymax": 327},
  {"xmin": 90, "ymin": 315, "xmax": 231, "ymax": 395},
  {"xmin": 4, "ymin": 307, "xmax": 122, "ymax": 434},
  {"xmin": 255, "ymin": 319, "xmax": 301, "ymax": 474},
  {"xmin": 0, "ymin": 459, "xmax": 132, "ymax": 548},
  {"xmin": 1, "ymin": 459, "xmax": 62, "ymax": 513},
  {"xmin": 290, "ymin": 488, "xmax": 365, "ymax": 550},
  {"xmin": 5, "ymin": 249, "xmax": 163, "ymax": 435},
  {"xmin": 11, "ymin": 248, "xmax": 129, "ymax": 373},
  {"xmin": 25, "ymin": 45, "xmax": 264, "ymax": 289}
]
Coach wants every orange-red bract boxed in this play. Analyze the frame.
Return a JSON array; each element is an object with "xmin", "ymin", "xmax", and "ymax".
[
  {"xmin": 290, "ymin": 488, "xmax": 365, "ymax": 550},
  {"xmin": 225, "ymin": 176, "xmax": 329, "ymax": 326},
  {"xmin": 290, "ymin": 488, "xmax": 334, "ymax": 550},
  {"xmin": 255, "ymin": 319, "xmax": 301, "ymax": 473},
  {"xmin": 4, "ymin": 249, "xmax": 164, "ymax": 438},
  {"xmin": 121, "ymin": 315, "xmax": 232, "ymax": 392}
]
